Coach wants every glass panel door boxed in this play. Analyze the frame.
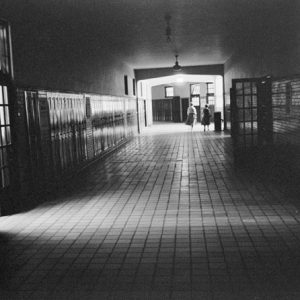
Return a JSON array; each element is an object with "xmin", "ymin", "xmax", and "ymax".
[{"xmin": 231, "ymin": 77, "xmax": 273, "ymax": 153}]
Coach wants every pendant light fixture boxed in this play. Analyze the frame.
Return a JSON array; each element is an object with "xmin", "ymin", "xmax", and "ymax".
[
  {"xmin": 164, "ymin": 14, "xmax": 182, "ymax": 71},
  {"xmin": 173, "ymin": 54, "xmax": 182, "ymax": 71}
]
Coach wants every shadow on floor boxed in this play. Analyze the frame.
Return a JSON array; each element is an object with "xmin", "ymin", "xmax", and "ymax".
[{"xmin": 233, "ymin": 144, "xmax": 300, "ymax": 200}]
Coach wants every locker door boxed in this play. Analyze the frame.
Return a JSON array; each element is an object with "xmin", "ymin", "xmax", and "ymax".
[{"xmin": 24, "ymin": 91, "xmax": 47, "ymax": 192}]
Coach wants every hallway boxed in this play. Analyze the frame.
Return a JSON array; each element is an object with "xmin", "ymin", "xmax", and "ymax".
[{"xmin": 1, "ymin": 123, "xmax": 300, "ymax": 299}]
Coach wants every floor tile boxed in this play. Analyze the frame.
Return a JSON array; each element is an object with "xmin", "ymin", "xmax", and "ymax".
[{"xmin": 0, "ymin": 123, "xmax": 299, "ymax": 299}]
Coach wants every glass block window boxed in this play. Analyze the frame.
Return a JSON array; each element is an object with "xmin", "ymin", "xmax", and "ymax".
[{"xmin": 0, "ymin": 84, "xmax": 11, "ymax": 188}]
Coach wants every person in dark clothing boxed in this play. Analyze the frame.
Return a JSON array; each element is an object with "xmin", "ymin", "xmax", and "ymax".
[{"xmin": 201, "ymin": 104, "xmax": 211, "ymax": 131}]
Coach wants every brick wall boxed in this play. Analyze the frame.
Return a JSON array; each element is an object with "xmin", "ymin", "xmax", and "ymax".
[
  {"xmin": 271, "ymin": 76, "xmax": 300, "ymax": 194},
  {"xmin": 272, "ymin": 77, "xmax": 300, "ymax": 146}
]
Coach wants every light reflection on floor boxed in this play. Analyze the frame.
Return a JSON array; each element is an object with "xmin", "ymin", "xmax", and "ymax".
[{"xmin": 0, "ymin": 123, "xmax": 300, "ymax": 299}]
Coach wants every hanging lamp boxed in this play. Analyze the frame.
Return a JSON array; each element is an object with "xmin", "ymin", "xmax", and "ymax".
[{"xmin": 173, "ymin": 54, "xmax": 182, "ymax": 71}]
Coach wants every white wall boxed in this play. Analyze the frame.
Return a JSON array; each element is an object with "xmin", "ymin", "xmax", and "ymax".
[
  {"xmin": 151, "ymin": 82, "xmax": 207, "ymax": 100},
  {"xmin": 137, "ymin": 80, "xmax": 153, "ymax": 128},
  {"xmin": 151, "ymin": 76, "xmax": 224, "ymax": 116}
]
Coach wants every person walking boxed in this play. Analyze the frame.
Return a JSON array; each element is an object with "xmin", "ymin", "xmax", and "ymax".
[
  {"xmin": 201, "ymin": 104, "xmax": 211, "ymax": 131},
  {"xmin": 186, "ymin": 102, "xmax": 197, "ymax": 130}
]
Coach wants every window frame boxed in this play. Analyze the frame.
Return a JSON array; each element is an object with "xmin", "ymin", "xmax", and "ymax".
[
  {"xmin": 165, "ymin": 86, "xmax": 174, "ymax": 98},
  {"xmin": 190, "ymin": 83, "xmax": 201, "ymax": 96}
]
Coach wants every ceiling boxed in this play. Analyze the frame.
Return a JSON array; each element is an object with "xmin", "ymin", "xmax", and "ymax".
[
  {"xmin": 140, "ymin": 74, "xmax": 222, "ymax": 87},
  {"xmin": 2, "ymin": 0, "xmax": 296, "ymax": 70}
]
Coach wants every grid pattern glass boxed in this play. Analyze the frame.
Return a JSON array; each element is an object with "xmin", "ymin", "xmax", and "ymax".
[
  {"xmin": 233, "ymin": 80, "xmax": 258, "ymax": 148},
  {"xmin": 207, "ymin": 83, "xmax": 215, "ymax": 105},
  {"xmin": 207, "ymin": 82, "xmax": 214, "ymax": 94}
]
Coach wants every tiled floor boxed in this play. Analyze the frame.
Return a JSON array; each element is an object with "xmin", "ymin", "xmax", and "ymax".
[{"xmin": 1, "ymin": 123, "xmax": 300, "ymax": 299}]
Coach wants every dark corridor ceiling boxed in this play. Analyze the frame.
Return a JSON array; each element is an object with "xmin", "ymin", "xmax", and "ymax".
[{"xmin": 1, "ymin": 0, "xmax": 298, "ymax": 70}]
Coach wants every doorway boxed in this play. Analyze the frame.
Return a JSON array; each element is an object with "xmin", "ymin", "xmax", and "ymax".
[
  {"xmin": 139, "ymin": 74, "xmax": 224, "ymax": 127},
  {"xmin": 181, "ymin": 97, "xmax": 189, "ymax": 122},
  {"xmin": 191, "ymin": 95, "xmax": 201, "ymax": 122},
  {"xmin": 144, "ymin": 100, "xmax": 147, "ymax": 126}
]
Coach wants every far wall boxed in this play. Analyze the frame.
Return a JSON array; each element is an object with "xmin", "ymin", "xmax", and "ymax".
[
  {"xmin": 151, "ymin": 79, "xmax": 224, "ymax": 124},
  {"xmin": 152, "ymin": 82, "xmax": 207, "ymax": 100},
  {"xmin": 151, "ymin": 78, "xmax": 223, "ymax": 117}
]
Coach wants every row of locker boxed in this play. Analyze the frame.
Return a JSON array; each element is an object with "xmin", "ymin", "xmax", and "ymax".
[{"xmin": 18, "ymin": 89, "xmax": 138, "ymax": 195}]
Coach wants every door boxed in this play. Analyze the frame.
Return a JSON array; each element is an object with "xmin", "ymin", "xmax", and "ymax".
[
  {"xmin": 191, "ymin": 95, "xmax": 201, "ymax": 122},
  {"xmin": 172, "ymin": 96, "xmax": 180, "ymax": 122},
  {"xmin": 231, "ymin": 77, "xmax": 273, "ymax": 158},
  {"xmin": 181, "ymin": 98, "xmax": 189, "ymax": 122}
]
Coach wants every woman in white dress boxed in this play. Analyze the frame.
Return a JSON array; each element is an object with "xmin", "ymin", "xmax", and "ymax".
[{"xmin": 185, "ymin": 102, "xmax": 197, "ymax": 130}]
